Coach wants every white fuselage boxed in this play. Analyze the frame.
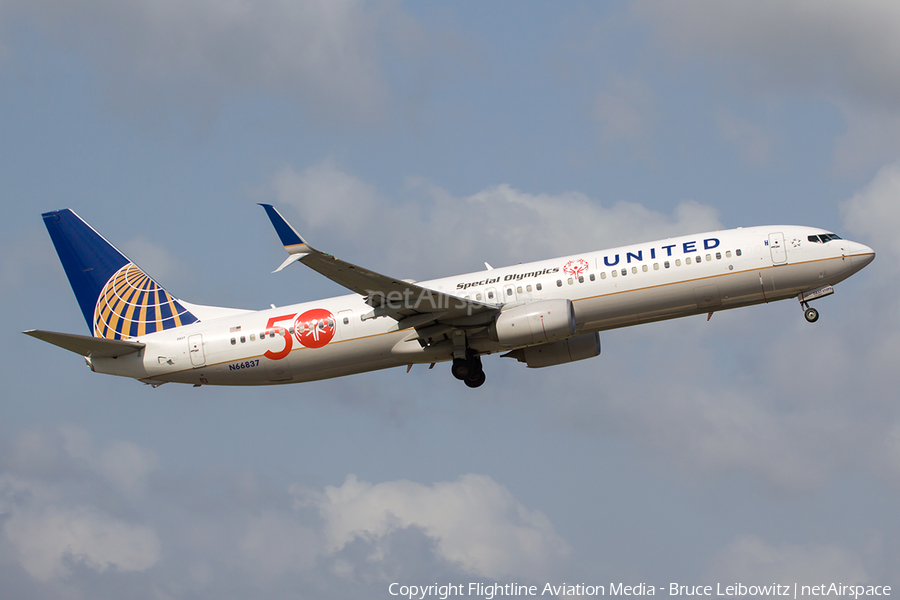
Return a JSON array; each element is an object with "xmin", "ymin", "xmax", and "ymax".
[{"xmin": 89, "ymin": 226, "xmax": 874, "ymax": 386}]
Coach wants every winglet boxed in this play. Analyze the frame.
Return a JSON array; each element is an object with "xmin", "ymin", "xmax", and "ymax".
[{"xmin": 259, "ymin": 204, "xmax": 311, "ymax": 255}]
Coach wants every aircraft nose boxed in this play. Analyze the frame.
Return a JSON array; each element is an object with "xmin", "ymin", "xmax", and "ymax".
[{"xmin": 848, "ymin": 241, "xmax": 875, "ymax": 268}]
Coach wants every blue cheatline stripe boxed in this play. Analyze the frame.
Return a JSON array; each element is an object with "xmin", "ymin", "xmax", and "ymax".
[{"xmin": 259, "ymin": 204, "xmax": 305, "ymax": 247}]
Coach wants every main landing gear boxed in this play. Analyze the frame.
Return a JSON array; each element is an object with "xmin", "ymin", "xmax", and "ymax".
[
  {"xmin": 450, "ymin": 329, "xmax": 486, "ymax": 388},
  {"xmin": 451, "ymin": 352, "xmax": 486, "ymax": 388}
]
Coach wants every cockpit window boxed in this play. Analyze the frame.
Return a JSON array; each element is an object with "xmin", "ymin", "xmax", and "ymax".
[{"xmin": 808, "ymin": 233, "xmax": 843, "ymax": 243}]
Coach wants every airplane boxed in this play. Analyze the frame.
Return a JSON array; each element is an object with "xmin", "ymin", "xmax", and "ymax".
[{"xmin": 25, "ymin": 205, "xmax": 875, "ymax": 389}]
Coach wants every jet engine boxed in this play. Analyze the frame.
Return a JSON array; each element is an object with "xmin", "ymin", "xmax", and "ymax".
[
  {"xmin": 489, "ymin": 298, "xmax": 576, "ymax": 346},
  {"xmin": 502, "ymin": 332, "xmax": 601, "ymax": 368}
]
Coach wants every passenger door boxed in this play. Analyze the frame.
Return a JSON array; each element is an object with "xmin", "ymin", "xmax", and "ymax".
[
  {"xmin": 768, "ymin": 232, "xmax": 787, "ymax": 265},
  {"xmin": 188, "ymin": 334, "xmax": 205, "ymax": 367}
]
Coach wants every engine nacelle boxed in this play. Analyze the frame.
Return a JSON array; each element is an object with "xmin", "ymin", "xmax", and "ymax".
[
  {"xmin": 489, "ymin": 299, "xmax": 576, "ymax": 347},
  {"xmin": 503, "ymin": 332, "xmax": 601, "ymax": 368}
]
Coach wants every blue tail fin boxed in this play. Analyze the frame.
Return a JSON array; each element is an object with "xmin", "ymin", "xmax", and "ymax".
[{"xmin": 42, "ymin": 209, "xmax": 198, "ymax": 339}]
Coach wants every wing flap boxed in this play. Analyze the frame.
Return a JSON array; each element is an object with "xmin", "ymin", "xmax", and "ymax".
[{"xmin": 24, "ymin": 329, "xmax": 145, "ymax": 358}]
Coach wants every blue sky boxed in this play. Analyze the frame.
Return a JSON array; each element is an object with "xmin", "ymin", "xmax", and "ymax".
[{"xmin": 2, "ymin": 1, "xmax": 900, "ymax": 598}]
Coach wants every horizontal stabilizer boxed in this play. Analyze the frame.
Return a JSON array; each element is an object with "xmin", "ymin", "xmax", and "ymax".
[{"xmin": 23, "ymin": 329, "xmax": 145, "ymax": 358}]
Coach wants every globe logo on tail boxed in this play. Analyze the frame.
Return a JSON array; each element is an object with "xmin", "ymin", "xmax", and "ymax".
[{"xmin": 93, "ymin": 263, "xmax": 198, "ymax": 339}]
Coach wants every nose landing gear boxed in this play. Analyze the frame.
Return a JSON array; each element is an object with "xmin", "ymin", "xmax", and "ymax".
[{"xmin": 798, "ymin": 285, "xmax": 833, "ymax": 323}]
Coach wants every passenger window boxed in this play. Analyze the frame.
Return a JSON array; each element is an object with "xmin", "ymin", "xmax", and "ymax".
[
  {"xmin": 676, "ymin": 259, "xmax": 682, "ymax": 267},
  {"xmin": 240, "ymin": 336, "xmax": 246, "ymax": 343},
  {"xmin": 631, "ymin": 266, "xmax": 637, "ymax": 274},
  {"xmin": 230, "ymin": 338, "xmax": 236, "ymax": 345},
  {"xmin": 600, "ymin": 272, "xmax": 607, "ymax": 279},
  {"xmin": 517, "ymin": 286, "xmax": 523, "ymax": 293},
  {"xmin": 716, "ymin": 252, "xmax": 721, "ymax": 260},
  {"xmin": 343, "ymin": 317, "xmax": 349, "ymax": 325},
  {"xmin": 589, "ymin": 273, "xmax": 595, "ymax": 281},
  {"xmin": 536, "ymin": 283, "xmax": 542, "ymax": 291},
  {"xmin": 706, "ymin": 254, "xmax": 711, "ymax": 261},
  {"xmin": 578, "ymin": 276, "xmax": 584, "ymax": 283},
  {"xmin": 653, "ymin": 263, "xmax": 659, "ymax": 270},
  {"xmin": 250, "ymin": 334, "xmax": 256, "ymax": 341},
  {"xmin": 506, "ymin": 288, "xmax": 513, "ymax": 296},
  {"xmin": 685, "ymin": 257, "xmax": 691, "ymax": 265},
  {"xmin": 557, "ymin": 280, "xmax": 562, "ymax": 287},
  {"xmin": 476, "ymin": 293, "xmax": 483, "ymax": 301},
  {"xmin": 567, "ymin": 278, "xmax": 573, "ymax": 285},
  {"xmin": 736, "ymin": 249, "xmax": 742, "ymax": 256},
  {"xmin": 726, "ymin": 251, "xmax": 732, "ymax": 258},
  {"xmin": 488, "ymin": 291, "xmax": 494, "ymax": 300},
  {"xmin": 526, "ymin": 285, "xmax": 532, "ymax": 292},
  {"xmin": 664, "ymin": 261, "xmax": 670, "ymax": 269},
  {"xmin": 695, "ymin": 256, "xmax": 701, "ymax": 263},
  {"xmin": 642, "ymin": 265, "xmax": 648, "ymax": 272},
  {"xmin": 611, "ymin": 270, "xmax": 617, "ymax": 278}
]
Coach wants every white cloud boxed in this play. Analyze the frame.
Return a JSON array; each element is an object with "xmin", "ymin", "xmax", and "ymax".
[
  {"xmin": 60, "ymin": 425, "xmax": 159, "ymax": 496},
  {"xmin": 293, "ymin": 473, "xmax": 571, "ymax": 581},
  {"xmin": 634, "ymin": 0, "xmax": 900, "ymax": 173},
  {"xmin": 268, "ymin": 160, "xmax": 722, "ymax": 276},
  {"xmin": 3, "ymin": 504, "xmax": 161, "ymax": 581},
  {"xmin": 270, "ymin": 160, "xmax": 384, "ymax": 236},
  {"xmin": 832, "ymin": 106, "xmax": 900, "ymax": 176},
  {"xmin": 0, "ymin": 427, "xmax": 162, "ymax": 581},
  {"xmin": 705, "ymin": 535, "xmax": 868, "ymax": 582},
  {"xmin": 635, "ymin": 0, "xmax": 900, "ymax": 107},
  {"xmin": 239, "ymin": 511, "xmax": 319, "ymax": 577},
  {"xmin": 0, "ymin": 0, "xmax": 423, "ymax": 125},
  {"xmin": 841, "ymin": 160, "xmax": 900, "ymax": 268}
]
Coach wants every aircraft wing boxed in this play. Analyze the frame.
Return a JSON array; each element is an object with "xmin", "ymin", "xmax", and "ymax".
[
  {"xmin": 260, "ymin": 204, "xmax": 498, "ymax": 327},
  {"xmin": 24, "ymin": 329, "xmax": 145, "ymax": 358}
]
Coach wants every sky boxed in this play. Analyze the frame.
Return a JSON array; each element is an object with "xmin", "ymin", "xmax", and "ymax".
[{"xmin": 2, "ymin": 1, "xmax": 900, "ymax": 598}]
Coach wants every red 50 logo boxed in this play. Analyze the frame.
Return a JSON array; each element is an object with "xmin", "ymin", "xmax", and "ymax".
[{"xmin": 263, "ymin": 308, "xmax": 336, "ymax": 360}]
